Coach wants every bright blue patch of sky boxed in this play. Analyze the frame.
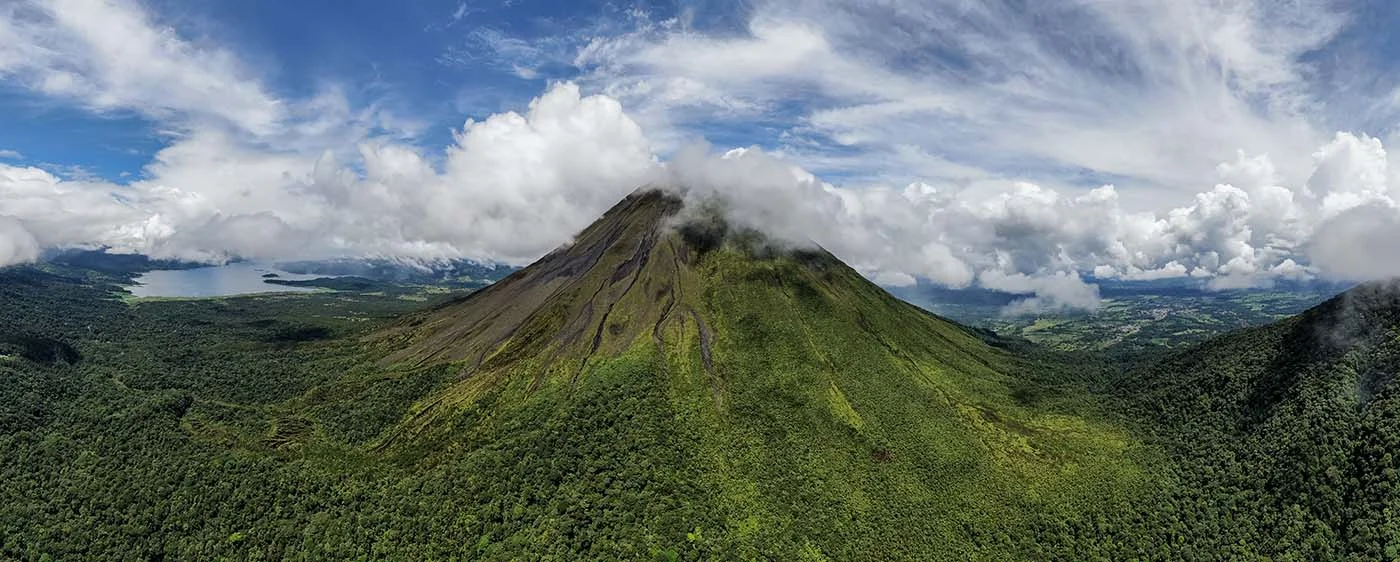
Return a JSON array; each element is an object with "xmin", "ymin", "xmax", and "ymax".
[
  {"xmin": 0, "ymin": 87, "xmax": 166, "ymax": 179},
  {"xmin": 0, "ymin": 0, "xmax": 895, "ymax": 181},
  {"xmin": 1, "ymin": 0, "xmax": 679, "ymax": 180}
]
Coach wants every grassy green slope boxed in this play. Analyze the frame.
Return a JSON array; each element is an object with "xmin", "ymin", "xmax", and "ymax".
[{"xmin": 643, "ymin": 245, "xmax": 1154, "ymax": 560}]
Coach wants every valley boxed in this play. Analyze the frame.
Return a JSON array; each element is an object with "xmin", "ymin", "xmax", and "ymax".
[{"xmin": 895, "ymin": 282, "xmax": 1342, "ymax": 359}]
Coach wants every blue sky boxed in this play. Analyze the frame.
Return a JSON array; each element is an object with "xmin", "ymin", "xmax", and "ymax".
[
  {"xmin": 1, "ymin": 0, "xmax": 772, "ymax": 181},
  {"xmin": 9, "ymin": 0, "xmax": 1388, "ymax": 193},
  {"xmin": 4, "ymin": 0, "xmax": 1400, "ymax": 308},
  {"xmin": 0, "ymin": 0, "xmax": 605, "ymax": 176}
]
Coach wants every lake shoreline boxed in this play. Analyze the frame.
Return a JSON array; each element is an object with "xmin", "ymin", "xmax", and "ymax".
[{"xmin": 124, "ymin": 263, "xmax": 332, "ymax": 298}]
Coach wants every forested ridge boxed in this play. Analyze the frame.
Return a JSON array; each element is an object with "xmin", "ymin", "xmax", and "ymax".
[
  {"xmin": 1113, "ymin": 282, "xmax": 1400, "ymax": 559},
  {"xmin": 2, "ymin": 195, "xmax": 1400, "ymax": 560}
]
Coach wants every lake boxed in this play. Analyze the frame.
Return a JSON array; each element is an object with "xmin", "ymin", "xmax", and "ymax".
[{"xmin": 126, "ymin": 263, "xmax": 328, "ymax": 298}]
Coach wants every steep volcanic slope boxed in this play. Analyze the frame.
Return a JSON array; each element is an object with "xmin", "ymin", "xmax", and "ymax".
[
  {"xmin": 376, "ymin": 189, "xmax": 687, "ymax": 373},
  {"xmin": 362, "ymin": 189, "xmax": 1155, "ymax": 560},
  {"xmin": 1124, "ymin": 281, "xmax": 1400, "ymax": 559}
]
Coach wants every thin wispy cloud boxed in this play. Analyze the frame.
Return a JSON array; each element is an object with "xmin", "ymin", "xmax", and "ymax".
[
  {"xmin": 0, "ymin": 0, "xmax": 283, "ymax": 135},
  {"xmin": 571, "ymin": 0, "xmax": 1349, "ymax": 200}
]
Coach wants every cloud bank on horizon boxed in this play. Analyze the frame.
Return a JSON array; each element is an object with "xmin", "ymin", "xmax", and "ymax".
[{"xmin": 3, "ymin": 0, "xmax": 1400, "ymax": 311}]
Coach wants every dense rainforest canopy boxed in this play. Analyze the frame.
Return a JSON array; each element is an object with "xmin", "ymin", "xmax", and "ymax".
[{"xmin": 2, "ymin": 191, "xmax": 1399, "ymax": 560}]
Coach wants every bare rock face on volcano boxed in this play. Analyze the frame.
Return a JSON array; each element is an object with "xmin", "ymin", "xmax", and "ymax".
[{"xmin": 379, "ymin": 189, "xmax": 690, "ymax": 374}]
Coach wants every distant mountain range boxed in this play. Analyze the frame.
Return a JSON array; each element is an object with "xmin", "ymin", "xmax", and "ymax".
[
  {"xmin": 42, "ymin": 248, "xmax": 208, "ymax": 277},
  {"xmin": 274, "ymin": 258, "xmax": 516, "ymax": 288},
  {"xmin": 39, "ymin": 248, "xmax": 518, "ymax": 289}
]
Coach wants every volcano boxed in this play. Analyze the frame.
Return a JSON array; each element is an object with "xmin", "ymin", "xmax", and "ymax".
[
  {"xmin": 362, "ymin": 188, "xmax": 1149, "ymax": 559},
  {"xmin": 12, "ymin": 188, "xmax": 1400, "ymax": 560}
]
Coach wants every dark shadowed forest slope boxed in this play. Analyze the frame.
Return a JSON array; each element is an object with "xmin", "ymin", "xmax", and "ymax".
[{"xmin": 1121, "ymin": 281, "xmax": 1400, "ymax": 559}]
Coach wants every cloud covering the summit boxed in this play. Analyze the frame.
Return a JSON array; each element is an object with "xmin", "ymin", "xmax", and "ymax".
[{"xmin": 4, "ymin": 0, "xmax": 1400, "ymax": 311}]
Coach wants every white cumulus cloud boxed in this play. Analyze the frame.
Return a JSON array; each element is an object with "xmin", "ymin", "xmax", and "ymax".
[
  {"xmin": 0, "ymin": 82, "xmax": 660, "ymax": 266},
  {"xmin": 4, "ymin": 0, "xmax": 1400, "ymax": 317}
]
